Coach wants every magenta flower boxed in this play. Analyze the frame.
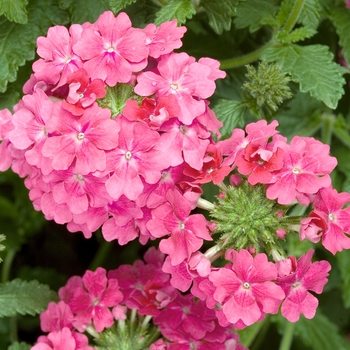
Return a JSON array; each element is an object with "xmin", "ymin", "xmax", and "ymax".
[
  {"xmin": 147, "ymin": 189, "xmax": 212, "ymax": 265},
  {"xmin": 300, "ymin": 186, "xmax": 350, "ymax": 254},
  {"xmin": 73, "ymin": 11, "xmax": 148, "ymax": 86},
  {"xmin": 209, "ymin": 249, "xmax": 285, "ymax": 328},
  {"xmin": 42, "ymin": 103, "xmax": 119, "ymax": 174},
  {"xmin": 276, "ymin": 250, "xmax": 331, "ymax": 322},
  {"xmin": 266, "ymin": 136, "xmax": 337, "ymax": 205},
  {"xmin": 60, "ymin": 268, "xmax": 123, "ymax": 332},
  {"xmin": 40, "ymin": 301, "xmax": 74, "ymax": 333}
]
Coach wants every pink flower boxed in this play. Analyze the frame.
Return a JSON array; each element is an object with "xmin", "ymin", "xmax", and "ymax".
[
  {"xmin": 73, "ymin": 11, "xmax": 148, "ymax": 86},
  {"xmin": 142, "ymin": 19, "xmax": 186, "ymax": 58},
  {"xmin": 40, "ymin": 301, "xmax": 74, "ymax": 332},
  {"xmin": 60, "ymin": 268, "xmax": 123, "ymax": 332},
  {"xmin": 300, "ymin": 186, "xmax": 350, "ymax": 254},
  {"xmin": 276, "ymin": 250, "xmax": 331, "ymax": 322},
  {"xmin": 42, "ymin": 103, "xmax": 119, "ymax": 174},
  {"xmin": 209, "ymin": 249, "xmax": 285, "ymax": 328},
  {"xmin": 147, "ymin": 189, "xmax": 212, "ymax": 265},
  {"xmin": 266, "ymin": 136, "xmax": 337, "ymax": 205}
]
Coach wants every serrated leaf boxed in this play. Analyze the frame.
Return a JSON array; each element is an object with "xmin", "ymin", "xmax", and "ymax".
[
  {"xmin": 8, "ymin": 342, "xmax": 31, "ymax": 350},
  {"xmin": 154, "ymin": 0, "xmax": 195, "ymax": 26},
  {"xmin": 275, "ymin": 0, "xmax": 294, "ymax": 27},
  {"xmin": 295, "ymin": 312, "xmax": 349, "ymax": 350},
  {"xmin": 0, "ymin": 0, "xmax": 69, "ymax": 93},
  {"xmin": 330, "ymin": 7, "xmax": 350, "ymax": 66},
  {"xmin": 277, "ymin": 26, "xmax": 317, "ymax": 44},
  {"xmin": 0, "ymin": 0, "xmax": 28, "ymax": 24},
  {"xmin": 200, "ymin": 0, "xmax": 240, "ymax": 34},
  {"xmin": 109, "ymin": 0, "xmax": 137, "ymax": 13},
  {"xmin": 298, "ymin": 0, "xmax": 321, "ymax": 29},
  {"xmin": 58, "ymin": 0, "xmax": 110, "ymax": 23},
  {"xmin": 336, "ymin": 249, "xmax": 350, "ymax": 308},
  {"xmin": 0, "ymin": 279, "xmax": 57, "ymax": 317},
  {"xmin": 213, "ymin": 99, "xmax": 246, "ymax": 138},
  {"xmin": 234, "ymin": 0, "xmax": 278, "ymax": 33},
  {"xmin": 262, "ymin": 44, "xmax": 346, "ymax": 109}
]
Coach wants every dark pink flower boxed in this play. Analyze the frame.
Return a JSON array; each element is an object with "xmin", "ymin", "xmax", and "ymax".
[
  {"xmin": 209, "ymin": 249, "xmax": 285, "ymax": 328},
  {"xmin": 276, "ymin": 250, "xmax": 331, "ymax": 322}
]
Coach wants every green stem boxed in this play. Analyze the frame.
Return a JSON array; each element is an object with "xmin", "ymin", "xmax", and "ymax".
[
  {"xmin": 88, "ymin": 239, "xmax": 112, "ymax": 271},
  {"xmin": 1, "ymin": 247, "xmax": 17, "ymax": 283},
  {"xmin": 321, "ymin": 113, "xmax": 335, "ymax": 146},
  {"xmin": 279, "ymin": 321, "xmax": 295, "ymax": 350},
  {"xmin": 220, "ymin": 41, "xmax": 274, "ymax": 70},
  {"xmin": 283, "ymin": 0, "xmax": 306, "ymax": 33}
]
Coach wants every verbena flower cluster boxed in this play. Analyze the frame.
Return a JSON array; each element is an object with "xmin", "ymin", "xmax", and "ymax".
[{"xmin": 0, "ymin": 9, "xmax": 347, "ymax": 349}]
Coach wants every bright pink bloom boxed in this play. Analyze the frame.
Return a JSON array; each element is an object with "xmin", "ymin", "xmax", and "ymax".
[
  {"xmin": 104, "ymin": 116, "xmax": 170, "ymax": 201},
  {"xmin": 42, "ymin": 103, "xmax": 119, "ymax": 174},
  {"xmin": 147, "ymin": 189, "xmax": 212, "ymax": 265},
  {"xmin": 266, "ymin": 136, "xmax": 337, "ymax": 205},
  {"xmin": 300, "ymin": 186, "xmax": 350, "ymax": 254},
  {"xmin": 276, "ymin": 250, "xmax": 331, "ymax": 322},
  {"xmin": 73, "ymin": 11, "xmax": 148, "ymax": 86},
  {"xmin": 60, "ymin": 268, "xmax": 123, "ymax": 332},
  {"xmin": 143, "ymin": 19, "xmax": 186, "ymax": 58},
  {"xmin": 33, "ymin": 24, "xmax": 83, "ymax": 87},
  {"xmin": 62, "ymin": 68, "xmax": 106, "ymax": 116},
  {"xmin": 40, "ymin": 301, "xmax": 74, "ymax": 332},
  {"xmin": 209, "ymin": 249, "xmax": 285, "ymax": 328}
]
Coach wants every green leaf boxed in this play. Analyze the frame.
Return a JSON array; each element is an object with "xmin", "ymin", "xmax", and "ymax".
[
  {"xmin": 298, "ymin": 0, "xmax": 321, "ymax": 29},
  {"xmin": 333, "ymin": 114, "xmax": 350, "ymax": 149},
  {"xmin": 330, "ymin": 7, "xmax": 350, "ymax": 66},
  {"xmin": 262, "ymin": 44, "xmax": 346, "ymax": 109},
  {"xmin": 109, "ymin": 0, "xmax": 137, "ymax": 13},
  {"xmin": 200, "ymin": 0, "xmax": 240, "ymax": 34},
  {"xmin": 275, "ymin": 0, "xmax": 294, "ymax": 27},
  {"xmin": 0, "ymin": 279, "xmax": 57, "ymax": 317},
  {"xmin": 213, "ymin": 99, "xmax": 246, "ymax": 138},
  {"xmin": 0, "ymin": 0, "xmax": 69, "ymax": 93},
  {"xmin": 8, "ymin": 342, "xmax": 31, "ymax": 350},
  {"xmin": 295, "ymin": 312, "xmax": 350, "ymax": 350},
  {"xmin": 58, "ymin": 0, "xmax": 110, "ymax": 23},
  {"xmin": 234, "ymin": 0, "xmax": 278, "ymax": 33},
  {"xmin": 154, "ymin": 0, "xmax": 195, "ymax": 26},
  {"xmin": 336, "ymin": 249, "xmax": 350, "ymax": 308},
  {"xmin": 0, "ymin": 0, "xmax": 28, "ymax": 24},
  {"xmin": 276, "ymin": 26, "xmax": 317, "ymax": 44}
]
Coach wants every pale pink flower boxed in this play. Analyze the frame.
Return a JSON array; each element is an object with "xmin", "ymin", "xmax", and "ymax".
[
  {"xmin": 276, "ymin": 250, "xmax": 331, "ymax": 322},
  {"xmin": 209, "ymin": 249, "xmax": 285, "ymax": 328},
  {"xmin": 73, "ymin": 11, "xmax": 148, "ymax": 86},
  {"xmin": 300, "ymin": 186, "xmax": 350, "ymax": 254}
]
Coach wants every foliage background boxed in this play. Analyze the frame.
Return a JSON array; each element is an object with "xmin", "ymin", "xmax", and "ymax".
[{"xmin": 1, "ymin": 0, "xmax": 350, "ymax": 349}]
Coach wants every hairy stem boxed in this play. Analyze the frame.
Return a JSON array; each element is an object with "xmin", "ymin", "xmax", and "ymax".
[
  {"xmin": 283, "ymin": 0, "xmax": 306, "ymax": 33},
  {"xmin": 279, "ymin": 321, "xmax": 295, "ymax": 350}
]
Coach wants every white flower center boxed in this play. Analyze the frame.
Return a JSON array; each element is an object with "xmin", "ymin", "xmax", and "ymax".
[
  {"xmin": 243, "ymin": 282, "xmax": 251, "ymax": 289},
  {"xmin": 292, "ymin": 167, "xmax": 301, "ymax": 174},
  {"xmin": 125, "ymin": 151, "xmax": 132, "ymax": 160},
  {"xmin": 179, "ymin": 222, "xmax": 185, "ymax": 230},
  {"xmin": 328, "ymin": 213, "xmax": 335, "ymax": 221},
  {"xmin": 292, "ymin": 281, "xmax": 301, "ymax": 289},
  {"xmin": 77, "ymin": 132, "xmax": 85, "ymax": 140}
]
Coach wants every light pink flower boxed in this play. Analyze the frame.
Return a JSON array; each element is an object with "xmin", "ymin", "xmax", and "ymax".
[
  {"xmin": 73, "ymin": 11, "xmax": 148, "ymax": 86},
  {"xmin": 209, "ymin": 249, "xmax": 285, "ymax": 328},
  {"xmin": 40, "ymin": 301, "xmax": 74, "ymax": 332},
  {"xmin": 276, "ymin": 250, "xmax": 331, "ymax": 322}
]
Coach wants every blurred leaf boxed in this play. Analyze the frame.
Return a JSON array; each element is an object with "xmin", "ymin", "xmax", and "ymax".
[
  {"xmin": 336, "ymin": 249, "xmax": 350, "ymax": 308},
  {"xmin": 58, "ymin": 0, "xmax": 110, "ymax": 23},
  {"xmin": 213, "ymin": 99, "xmax": 246, "ymax": 138},
  {"xmin": 333, "ymin": 114, "xmax": 350, "ymax": 149},
  {"xmin": 0, "ymin": 0, "xmax": 28, "ymax": 24},
  {"xmin": 7, "ymin": 342, "xmax": 31, "ymax": 350},
  {"xmin": 200, "ymin": 0, "xmax": 240, "ymax": 34},
  {"xmin": 0, "ymin": 279, "xmax": 57, "ymax": 317},
  {"xmin": 234, "ymin": 0, "xmax": 278, "ymax": 33},
  {"xmin": 154, "ymin": 0, "xmax": 195, "ymax": 26},
  {"xmin": 0, "ymin": 0, "xmax": 69, "ymax": 93},
  {"xmin": 109, "ymin": 0, "xmax": 137, "ymax": 13},
  {"xmin": 262, "ymin": 44, "xmax": 346, "ymax": 109},
  {"xmin": 295, "ymin": 312, "xmax": 350, "ymax": 350},
  {"xmin": 0, "ymin": 196, "xmax": 19, "ymax": 220}
]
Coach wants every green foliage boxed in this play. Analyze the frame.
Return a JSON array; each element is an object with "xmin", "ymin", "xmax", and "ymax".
[
  {"xmin": 0, "ymin": 0, "xmax": 69, "ymax": 94},
  {"xmin": 234, "ymin": 0, "xmax": 279, "ymax": 32},
  {"xmin": 0, "ymin": 0, "xmax": 28, "ymax": 24},
  {"xmin": 276, "ymin": 26, "xmax": 317, "ymax": 43},
  {"xmin": 200, "ymin": 0, "xmax": 240, "ymax": 34},
  {"xmin": 7, "ymin": 342, "xmax": 31, "ymax": 350},
  {"xmin": 336, "ymin": 250, "xmax": 350, "ymax": 308},
  {"xmin": 212, "ymin": 99, "xmax": 246, "ymax": 138},
  {"xmin": 109, "ymin": 0, "xmax": 138, "ymax": 14},
  {"xmin": 330, "ymin": 7, "xmax": 350, "ymax": 66},
  {"xmin": 0, "ymin": 279, "xmax": 57, "ymax": 317},
  {"xmin": 298, "ymin": 0, "xmax": 321, "ymax": 29},
  {"xmin": 294, "ymin": 312, "xmax": 350, "ymax": 350},
  {"xmin": 154, "ymin": 0, "xmax": 195, "ymax": 26},
  {"xmin": 262, "ymin": 44, "xmax": 346, "ymax": 109},
  {"xmin": 58, "ymin": 0, "xmax": 110, "ymax": 23}
]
